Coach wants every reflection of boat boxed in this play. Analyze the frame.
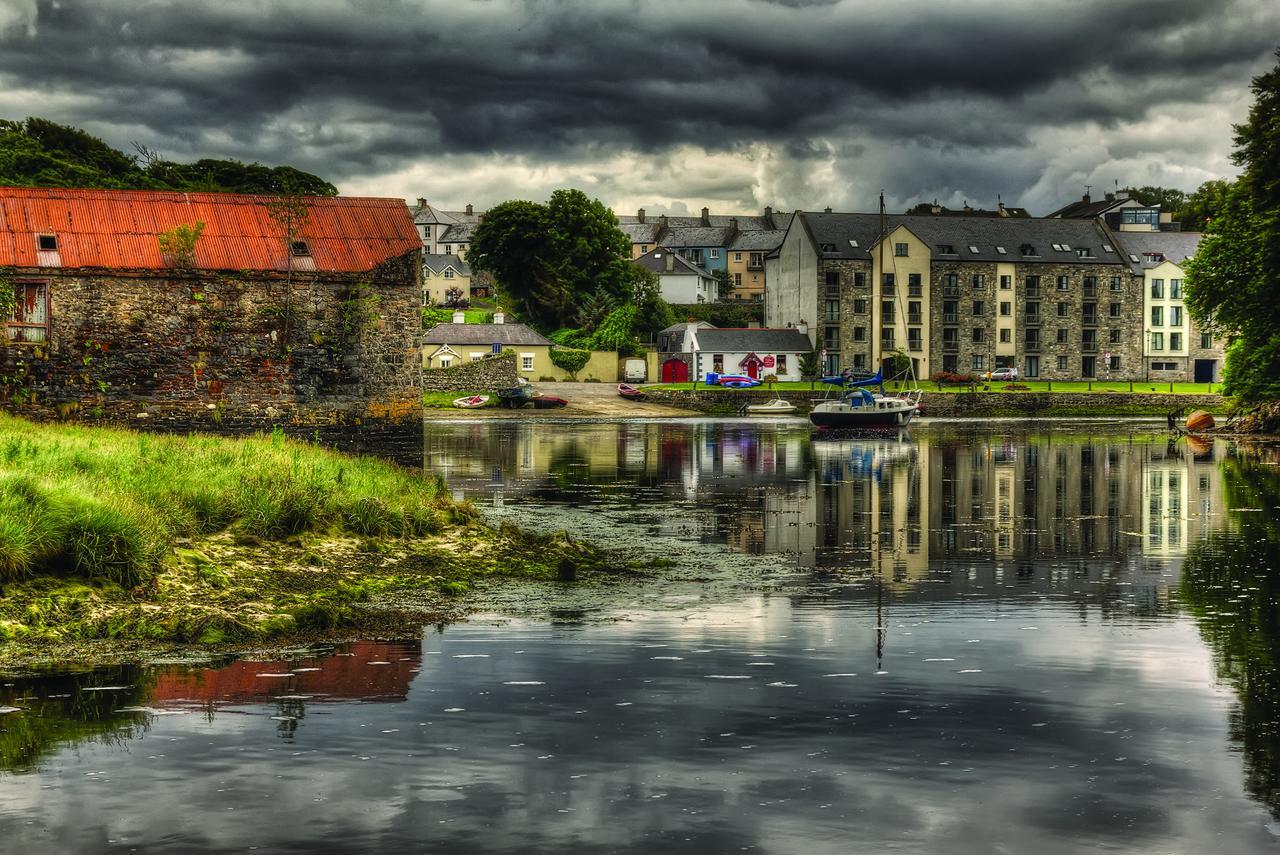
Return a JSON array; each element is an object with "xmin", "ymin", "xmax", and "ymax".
[
  {"xmin": 453, "ymin": 394, "xmax": 489, "ymax": 409},
  {"xmin": 744, "ymin": 398, "xmax": 797, "ymax": 416},
  {"xmin": 618, "ymin": 383, "xmax": 646, "ymax": 401},
  {"xmin": 811, "ymin": 431, "xmax": 916, "ymax": 480},
  {"xmin": 809, "ymin": 388, "xmax": 919, "ymax": 429}
]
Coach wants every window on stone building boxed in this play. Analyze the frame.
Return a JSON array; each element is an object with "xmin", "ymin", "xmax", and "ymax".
[
  {"xmin": 943, "ymin": 355, "xmax": 958, "ymax": 372},
  {"xmin": 972, "ymin": 355, "xmax": 985, "ymax": 370},
  {"xmin": 1151, "ymin": 306, "xmax": 1163, "ymax": 326},
  {"xmin": 1201, "ymin": 332, "xmax": 1213, "ymax": 349},
  {"xmin": 972, "ymin": 274, "xmax": 985, "ymax": 290},
  {"xmin": 853, "ymin": 326, "xmax": 866, "ymax": 341},
  {"xmin": 825, "ymin": 271, "xmax": 840, "ymax": 288},
  {"xmin": 1110, "ymin": 302, "xmax": 1122, "ymax": 318},
  {"xmin": 1026, "ymin": 355, "xmax": 1040, "ymax": 377},
  {"xmin": 943, "ymin": 273, "xmax": 959, "ymax": 288},
  {"xmin": 972, "ymin": 300, "xmax": 985, "ymax": 315},
  {"xmin": 853, "ymin": 354, "xmax": 866, "ymax": 368},
  {"xmin": 1109, "ymin": 355, "xmax": 1120, "ymax": 370},
  {"xmin": 1057, "ymin": 302, "xmax": 1068, "ymax": 317},
  {"xmin": 1000, "ymin": 275, "xmax": 1011, "ymax": 289},
  {"xmin": 894, "ymin": 242, "xmax": 909, "ymax": 256},
  {"xmin": 1000, "ymin": 328, "xmax": 1011, "ymax": 343},
  {"xmin": 972, "ymin": 328, "xmax": 984, "ymax": 343},
  {"xmin": 1057, "ymin": 355, "xmax": 1068, "ymax": 370},
  {"xmin": 853, "ymin": 299, "xmax": 867, "ymax": 314},
  {"xmin": 1056, "ymin": 275, "xmax": 1069, "ymax": 290},
  {"xmin": 943, "ymin": 300, "xmax": 958, "ymax": 322},
  {"xmin": 6, "ymin": 281, "xmax": 48, "ymax": 343},
  {"xmin": 1025, "ymin": 301, "xmax": 1040, "ymax": 320},
  {"xmin": 1110, "ymin": 276, "xmax": 1123, "ymax": 291},
  {"xmin": 1109, "ymin": 328, "xmax": 1121, "ymax": 343},
  {"xmin": 825, "ymin": 300, "xmax": 839, "ymax": 322},
  {"xmin": 853, "ymin": 271, "xmax": 866, "ymax": 287},
  {"xmin": 1025, "ymin": 329, "xmax": 1040, "ymax": 349},
  {"xmin": 1056, "ymin": 328, "xmax": 1068, "ymax": 343}
]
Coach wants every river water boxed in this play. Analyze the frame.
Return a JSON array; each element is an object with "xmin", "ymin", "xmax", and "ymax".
[{"xmin": 3, "ymin": 420, "xmax": 1280, "ymax": 853}]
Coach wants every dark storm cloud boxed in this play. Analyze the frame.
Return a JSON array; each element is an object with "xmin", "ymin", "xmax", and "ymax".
[{"xmin": 0, "ymin": 0, "xmax": 1276, "ymax": 210}]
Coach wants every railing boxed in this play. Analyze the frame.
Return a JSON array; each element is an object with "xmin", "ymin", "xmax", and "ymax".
[
  {"xmin": 908, "ymin": 285, "xmax": 923, "ymax": 297},
  {"xmin": 747, "ymin": 262, "xmax": 764, "ymax": 271},
  {"xmin": 881, "ymin": 284, "xmax": 895, "ymax": 296},
  {"xmin": 1024, "ymin": 313, "xmax": 1040, "ymax": 324},
  {"xmin": 909, "ymin": 341, "xmax": 924, "ymax": 352},
  {"xmin": 943, "ymin": 313, "xmax": 958, "ymax": 324},
  {"xmin": 1082, "ymin": 343, "xmax": 1098, "ymax": 353},
  {"xmin": 908, "ymin": 313, "xmax": 923, "ymax": 325},
  {"xmin": 942, "ymin": 286, "xmax": 960, "ymax": 297},
  {"xmin": 1081, "ymin": 314, "xmax": 1098, "ymax": 326},
  {"xmin": 1025, "ymin": 286, "xmax": 1040, "ymax": 298},
  {"xmin": 1083, "ymin": 286, "xmax": 1098, "ymax": 298},
  {"xmin": 1025, "ymin": 341, "xmax": 1041, "ymax": 352},
  {"xmin": 943, "ymin": 341, "xmax": 959, "ymax": 352}
]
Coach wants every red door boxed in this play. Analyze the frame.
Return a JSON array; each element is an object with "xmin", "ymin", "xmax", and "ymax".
[
  {"xmin": 741, "ymin": 353, "xmax": 762, "ymax": 379},
  {"xmin": 661, "ymin": 359, "xmax": 689, "ymax": 383}
]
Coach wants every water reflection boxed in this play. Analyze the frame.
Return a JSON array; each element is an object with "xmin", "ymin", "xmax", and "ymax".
[{"xmin": 3, "ymin": 423, "xmax": 1280, "ymax": 852}]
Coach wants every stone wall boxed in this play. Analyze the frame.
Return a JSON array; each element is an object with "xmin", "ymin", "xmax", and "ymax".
[
  {"xmin": 421, "ymin": 351, "xmax": 518, "ymax": 390},
  {"xmin": 1, "ymin": 250, "xmax": 424, "ymax": 464}
]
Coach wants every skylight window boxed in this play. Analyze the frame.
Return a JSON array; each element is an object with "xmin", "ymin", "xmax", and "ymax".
[
  {"xmin": 1103, "ymin": 244, "xmax": 1114, "ymax": 253},
  {"xmin": 848, "ymin": 240, "xmax": 859, "ymax": 248},
  {"xmin": 290, "ymin": 240, "xmax": 312, "ymax": 257},
  {"xmin": 995, "ymin": 246, "xmax": 1007, "ymax": 255},
  {"xmin": 1128, "ymin": 254, "xmax": 1140, "ymax": 263},
  {"xmin": 968, "ymin": 245, "xmax": 980, "ymax": 254},
  {"xmin": 1052, "ymin": 243, "xmax": 1063, "ymax": 251},
  {"xmin": 1061, "ymin": 243, "xmax": 1071, "ymax": 251}
]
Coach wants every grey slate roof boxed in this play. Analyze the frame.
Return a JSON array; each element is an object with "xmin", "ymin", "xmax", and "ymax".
[
  {"xmin": 1045, "ymin": 196, "xmax": 1126, "ymax": 219},
  {"xmin": 423, "ymin": 253, "xmax": 471, "ymax": 276},
  {"xmin": 423, "ymin": 322, "xmax": 553, "ymax": 346},
  {"xmin": 1112, "ymin": 231, "xmax": 1203, "ymax": 273},
  {"xmin": 798, "ymin": 212, "xmax": 1124, "ymax": 265},
  {"xmin": 633, "ymin": 248, "xmax": 714, "ymax": 278},
  {"xmin": 438, "ymin": 221, "xmax": 477, "ymax": 243},
  {"xmin": 619, "ymin": 222, "xmax": 663, "ymax": 243},
  {"xmin": 660, "ymin": 320, "xmax": 714, "ymax": 333},
  {"xmin": 728, "ymin": 229, "xmax": 789, "ymax": 251},
  {"xmin": 694, "ymin": 328, "xmax": 813, "ymax": 353},
  {"xmin": 661, "ymin": 226, "xmax": 735, "ymax": 248}
]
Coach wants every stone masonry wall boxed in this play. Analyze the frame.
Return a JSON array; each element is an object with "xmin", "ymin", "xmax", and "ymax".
[
  {"xmin": 421, "ymin": 352, "xmax": 518, "ymax": 391},
  {"xmin": 0, "ymin": 250, "xmax": 424, "ymax": 464}
]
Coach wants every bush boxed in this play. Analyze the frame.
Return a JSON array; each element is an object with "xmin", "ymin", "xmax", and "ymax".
[
  {"xmin": 550, "ymin": 347, "xmax": 591, "ymax": 378},
  {"xmin": 929, "ymin": 371, "xmax": 978, "ymax": 389}
]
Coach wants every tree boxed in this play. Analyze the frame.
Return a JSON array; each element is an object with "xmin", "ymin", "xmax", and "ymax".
[
  {"xmin": 157, "ymin": 222, "xmax": 205, "ymax": 269},
  {"xmin": 550, "ymin": 347, "xmax": 591, "ymax": 379},
  {"xmin": 711, "ymin": 270, "xmax": 730, "ymax": 301},
  {"xmin": 265, "ymin": 190, "xmax": 311, "ymax": 350},
  {"xmin": 1177, "ymin": 179, "xmax": 1234, "ymax": 231},
  {"xmin": 468, "ymin": 189, "xmax": 643, "ymax": 335},
  {"xmin": 630, "ymin": 268, "xmax": 675, "ymax": 341},
  {"xmin": 1122, "ymin": 185, "xmax": 1187, "ymax": 212},
  {"xmin": 798, "ymin": 350, "xmax": 821, "ymax": 389},
  {"xmin": 1185, "ymin": 49, "xmax": 1280, "ymax": 402}
]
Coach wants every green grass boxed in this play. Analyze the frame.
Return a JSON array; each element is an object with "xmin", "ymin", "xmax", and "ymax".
[
  {"xmin": 646, "ymin": 380, "xmax": 1223, "ymax": 395},
  {"xmin": 0, "ymin": 415, "xmax": 450, "ymax": 587}
]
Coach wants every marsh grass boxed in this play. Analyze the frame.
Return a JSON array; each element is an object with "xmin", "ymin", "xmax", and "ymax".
[{"xmin": 0, "ymin": 416, "xmax": 449, "ymax": 587}]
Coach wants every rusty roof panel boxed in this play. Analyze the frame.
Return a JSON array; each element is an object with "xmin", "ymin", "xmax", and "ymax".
[{"xmin": 0, "ymin": 187, "xmax": 421, "ymax": 273}]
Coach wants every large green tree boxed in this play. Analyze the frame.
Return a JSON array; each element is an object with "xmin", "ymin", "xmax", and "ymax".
[
  {"xmin": 469, "ymin": 188, "xmax": 668, "ymax": 336},
  {"xmin": 1177, "ymin": 179, "xmax": 1235, "ymax": 232},
  {"xmin": 1185, "ymin": 49, "xmax": 1280, "ymax": 402},
  {"xmin": 0, "ymin": 117, "xmax": 336, "ymax": 195},
  {"xmin": 1121, "ymin": 185, "xmax": 1187, "ymax": 211}
]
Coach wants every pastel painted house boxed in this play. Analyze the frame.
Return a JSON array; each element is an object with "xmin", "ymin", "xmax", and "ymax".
[
  {"xmin": 633, "ymin": 248, "xmax": 718, "ymax": 303},
  {"xmin": 423, "ymin": 313, "xmax": 617, "ymax": 381},
  {"xmin": 422, "ymin": 253, "xmax": 471, "ymax": 305},
  {"xmin": 687, "ymin": 326, "xmax": 813, "ymax": 383}
]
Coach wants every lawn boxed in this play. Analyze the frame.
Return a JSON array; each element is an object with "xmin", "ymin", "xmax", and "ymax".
[
  {"xmin": 645, "ymin": 380, "xmax": 1223, "ymax": 395},
  {"xmin": 423, "ymin": 390, "xmax": 496, "ymax": 408}
]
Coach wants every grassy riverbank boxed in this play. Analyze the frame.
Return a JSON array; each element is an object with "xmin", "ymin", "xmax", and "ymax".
[{"xmin": 0, "ymin": 415, "xmax": 603, "ymax": 658}]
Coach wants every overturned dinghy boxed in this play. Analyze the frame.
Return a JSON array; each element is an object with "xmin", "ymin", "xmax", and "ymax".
[{"xmin": 453, "ymin": 394, "xmax": 489, "ymax": 409}]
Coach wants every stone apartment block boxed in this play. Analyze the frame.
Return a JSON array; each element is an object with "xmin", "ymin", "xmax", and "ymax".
[{"xmin": 767, "ymin": 211, "xmax": 1145, "ymax": 381}]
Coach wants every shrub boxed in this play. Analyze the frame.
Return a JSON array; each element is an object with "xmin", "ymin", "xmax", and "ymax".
[
  {"xmin": 929, "ymin": 370, "xmax": 978, "ymax": 389},
  {"xmin": 550, "ymin": 347, "xmax": 591, "ymax": 378}
]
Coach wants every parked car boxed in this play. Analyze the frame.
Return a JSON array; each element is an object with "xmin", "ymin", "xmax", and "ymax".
[{"xmin": 986, "ymin": 367, "xmax": 1018, "ymax": 382}]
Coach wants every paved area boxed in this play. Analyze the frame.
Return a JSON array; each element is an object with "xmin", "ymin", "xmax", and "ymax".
[{"xmin": 425, "ymin": 381, "xmax": 695, "ymax": 419}]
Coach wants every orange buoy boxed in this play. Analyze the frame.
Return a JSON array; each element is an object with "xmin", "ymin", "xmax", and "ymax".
[{"xmin": 1186, "ymin": 410, "xmax": 1215, "ymax": 432}]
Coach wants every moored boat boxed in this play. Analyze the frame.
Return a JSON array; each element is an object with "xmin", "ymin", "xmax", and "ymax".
[
  {"xmin": 809, "ymin": 388, "xmax": 920, "ymax": 429},
  {"xmin": 744, "ymin": 398, "xmax": 797, "ymax": 416},
  {"xmin": 618, "ymin": 383, "xmax": 646, "ymax": 401},
  {"xmin": 453, "ymin": 394, "xmax": 489, "ymax": 409}
]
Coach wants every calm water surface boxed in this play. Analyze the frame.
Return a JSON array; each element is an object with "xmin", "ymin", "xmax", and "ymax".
[{"xmin": 3, "ymin": 420, "xmax": 1280, "ymax": 853}]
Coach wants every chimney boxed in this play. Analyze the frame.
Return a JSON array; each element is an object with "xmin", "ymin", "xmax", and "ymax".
[
  {"xmin": 701, "ymin": 206, "xmax": 710, "ymax": 226},
  {"xmin": 1115, "ymin": 190, "xmax": 1130, "ymax": 201},
  {"xmin": 998, "ymin": 201, "xmax": 1007, "ymax": 214},
  {"xmin": 1082, "ymin": 193, "xmax": 1091, "ymax": 203},
  {"xmin": 824, "ymin": 206, "xmax": 832, "ymax": 213},
  {"xmin": 763, "ymin": 205, "xmax": 774, "ymax": 228},
  {"xmin": 417, "ymin": 197, "xmax": 427, "ymax": 208},
  {"xmin": 664, "ymin": 252, "xmax": 674, "ymax": 272},
  {"xmin": 659, "ymin": 214, "xmax": 669, "ymax": 228},
  {"xmin": 493, "ymin": 310, "xmax": 505, "ymax": 324},
  {"xmin": 452, "ymin": 311, "xmax": 465, "ymax": 324},
  {"xmin": 637, "ymin": 208, "xmax": 646, "ymax": 223},
  {"xmin": 796, "ymin": 320, "xmax": 809, "ymax": 336},
  {"xmin": 465, "ymin": 203, "xmax": 474, "ymax": 215}
]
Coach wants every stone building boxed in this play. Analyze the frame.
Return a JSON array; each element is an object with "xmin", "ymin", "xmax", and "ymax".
[
  {"xmin": 766, "ymin": 211, "xmax": 1141, "ymax": 381},
  {"xmin": 0, "ymin": 187, "xmax": 424, "ymax": 461}
]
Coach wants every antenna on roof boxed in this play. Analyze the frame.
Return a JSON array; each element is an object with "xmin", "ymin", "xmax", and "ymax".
[{"xmin": 1084, "ymin": 185, "xmax": 1092, "ymax": 196}]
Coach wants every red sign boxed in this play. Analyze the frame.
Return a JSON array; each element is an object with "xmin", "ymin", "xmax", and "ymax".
[{"xmin": 762, "ymin": 355, "xmax": 776, "ymax": 368}]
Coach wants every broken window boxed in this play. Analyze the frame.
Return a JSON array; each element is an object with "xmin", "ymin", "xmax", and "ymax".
[
  {"xmin": 290, "ymin": 240, "xmax": 311, "ymax": 257},
  {"xmin": 7, "ymin": 281, "xmax": 49, "ymax": 343}
]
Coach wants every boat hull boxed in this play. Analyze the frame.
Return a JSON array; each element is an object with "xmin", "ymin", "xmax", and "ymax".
[{"xmin": 809, "ymin": 406, "xmax": 916, "ymax": 429}]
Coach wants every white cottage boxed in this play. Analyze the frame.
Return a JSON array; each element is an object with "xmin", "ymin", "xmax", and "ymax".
[
  {"xmin": 687, "ymin": 326, "xmax": 813, "ymax": 382},
  {"xmin": 632, "ymin": 247, "xmax": 718, "ymax": 304}
]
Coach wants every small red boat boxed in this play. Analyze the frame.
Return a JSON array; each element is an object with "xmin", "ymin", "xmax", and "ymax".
[
  {"xmin": 618, "ymin": 383, "xmax": 646, "ymax": 401},
  {"xmin": 530, "ymin": 395, "xmax": 569, "ymax": 409}
]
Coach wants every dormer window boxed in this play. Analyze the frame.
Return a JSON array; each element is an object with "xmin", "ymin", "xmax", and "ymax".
[
  {"xmin": 1021, "ymin": 244, "xmax": 1037, "ymax": 256},
  {"xmin": 937, "ymin": 244, "xmax": 955, "ymax": 254},
  {"xmin": 37, "ymin": 234, "xmax": 57, "ymax": 252},
  {"xmin": 820, "ymin": 243, "xmax": 836, "ymax": 253},
  {"xmin": 290, "ymin": 240, "xmax": 311, "ymax": 257}
]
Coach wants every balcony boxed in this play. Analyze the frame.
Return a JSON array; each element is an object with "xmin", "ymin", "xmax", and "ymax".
[
  {"xmin": 908, "ymin": 312, "xmax": 923, "ymax": 325},
  {"xmin": 1081, "ymin": 313, "xmax": 1098, "ymax": 326},
  {"xmin": 1025, "ymin": 286, "xmax": 1041, "ymax": 298},
  {"xmin": 942, "ymin": 313, "xmax": 958, "ymax": 324},
  {"xmin": 1082, "ymin": 342, "xmax": 1099, "ymax": 353},
  {"xmin": 1025, "ymin": 341, "xmax": 1041, "ymax": 352},
  {"xmin": 942, "ymin": 285, "xmax": 960, "ymax": 297},
  {"xmin": 747, "ymin": 261, "xmax": 764, "ymax": 271},
  {"xmin": 908, "ymin": 285, "xmax": 923, "ymax": 297},
  {"xmin": 909, "ymin": 341, "xmax": 924, "ymax": 352},
  {"xmin": 880, "ymin": 285, "xmax": 896, "ymax": 296},
  {"xmin": 1083, "ymin": 285, "xmax": 1098, "ymax": 298},
  {"xmin": 1024, "ymin": 314, "xmax": 1041, "ymax": 324},
  {"xmin": 943, "ymin": 341, "xmax": 959, "ymax": 352}
]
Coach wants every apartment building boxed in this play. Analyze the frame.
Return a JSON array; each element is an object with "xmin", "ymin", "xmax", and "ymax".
[{"xmin": 766, "ymin": 212, "xmax": 1142, "ymax": 380}]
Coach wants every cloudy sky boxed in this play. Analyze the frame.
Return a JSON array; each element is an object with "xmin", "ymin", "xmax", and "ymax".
[{"xmin": 1, "ymin": 0, "xmax": 1277, "ymax": 216}]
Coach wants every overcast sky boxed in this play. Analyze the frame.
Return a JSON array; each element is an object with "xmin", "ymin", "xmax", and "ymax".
[{"xmin": 1, "ymin": 0, "xmax": 1277, "ymax": 216}]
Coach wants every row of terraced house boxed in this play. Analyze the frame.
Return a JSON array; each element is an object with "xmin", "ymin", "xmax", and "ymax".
[{"xmin": 765, "ymin": 193, "xmax": 1223, "ymax": 384}]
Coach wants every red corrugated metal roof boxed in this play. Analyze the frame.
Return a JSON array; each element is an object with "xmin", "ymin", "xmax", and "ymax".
[{"xmin": 0, "ymin": 186, "xmax": 421, "ymax": 273}]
